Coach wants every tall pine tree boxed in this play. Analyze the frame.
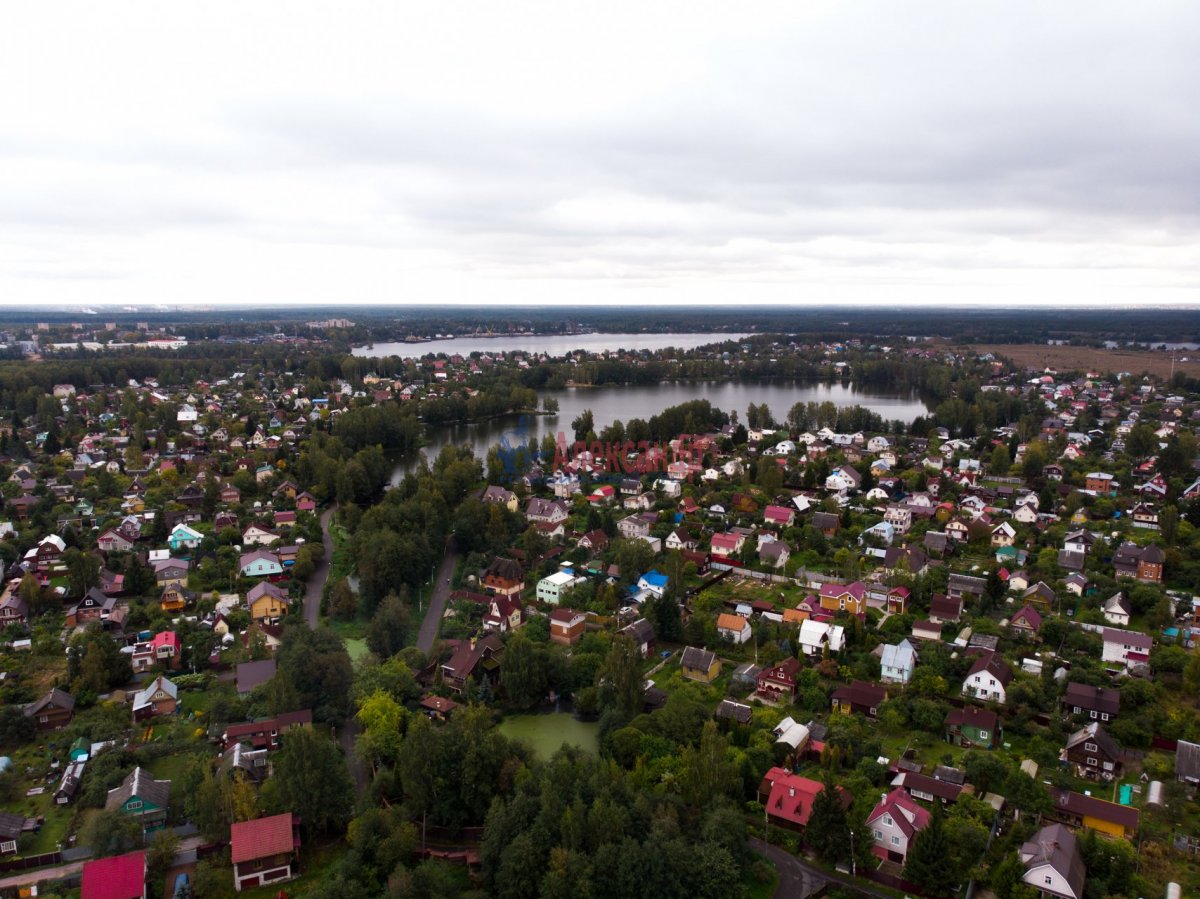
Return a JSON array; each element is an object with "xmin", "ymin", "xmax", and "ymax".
[
  {"xmin": 903, "ymin": 800, "xmax": 957, "ymax": 896},
  {"xmin": 804, "ymin": 770, "xmax": 849, "ymax": 863}
]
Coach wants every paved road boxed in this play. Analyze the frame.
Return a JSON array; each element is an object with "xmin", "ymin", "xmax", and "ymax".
[
  {"xmin": 415, "ymin": 537, "xmax": 461, "ymax": 654},
  {"xmin": 749, "ymin": 838, "xmax": 897, "ymax": 899},
  {"xmin": 303, "ymin": 505, "xmax": 337, "ymax": 628}
]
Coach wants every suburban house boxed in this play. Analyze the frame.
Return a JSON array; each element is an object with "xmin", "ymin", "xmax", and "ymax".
[
  {"xmin": 130, "ymin": 631, "xmax": 181, "ymax": 672},
  {"xmin": 962, "ymin": 651, "xmax": 1012, "ymax": 704},
  {"xmin": 763, "ymin": 504, "xmax": 795, "ymax": 527},
  {"xmin": 831, "ymin": 680, "xmax": 886, "ymax": 718},
  {"xmin": 1047, "ymin": 788, "xmax": 1138, "ymax": 840},
  {"xmin": 1102, "ymin": 592, "xmax": 1131, "ymax": 626},
  {"xmin": 756, "ymin": 657, "xmax": 802, "ymax": 702},
  {"xmin": 231, "ymin": 813, "xmax": 300, "ymax": 892},
  {"xmin": 167, "ymin": 523, "xmax": 204, "ymax": 552},
  {"xmin": 440, "ymin": 634, "xmax": 504, "ymax": 693},
  {"xmin": 153, "ymin": 558, "xmax": 190, "ymax": 589},
  {"xmin": 67, "ymin": 587, "xmax": 117, "ymax": 627},
  {"xmin": 819, "ymin": 581, "xmax": 867, "ymax": 616},
  {"xmin": 867, "ymin": 788, "xmax": 930, "ymax": 863},
  {"xmin": 24, "ymin": 688, "xmax": 75, "ymax": 731},
  {"xmin": 1113, "ymin": 542, "xmax": 1164, "ymax": 583},
  {"xmin": 158, "ymin": 583, "xmax": 191, "ymax": 614},
  {"xmin": 885, "ymin": 586, "xmax": 910, "ymax": 615},
  {"xmin": 880, "ymin": 640, "xmax": 916, "ymax": 685},
  {"xmin": 1009, "ymin": 604, "xmax": 1043, "ymax": 635},
  {"xmin": 799, "ymin": 620, "xmax": 845, "ymax": 656},
  {"xmin": 483, "ymin": 595, "xmax": 523, "ymax": 632},
  {"xmin": 1100, "ymin": 627, "xmax": 1153, "ymax": 670},
  {"xmin": 1019, "ymin": 824, "xmax": 1086, "ymax": 899},
  {"xmin": 620, "ymin": 618, "xmax": 656, "ymax": 658},
  {"xmin": 0, "ymin": 813, "xmax": 22, "ymax": 857},
  {"xmin": 81, "ymin": 850, "xmax": 147, "ymax": 899},
  {"xmin": 526, "ymin": 497, "xmax": 569, "ymax": 523},
  {"xmin": 247, "ymin": 581, "xmax": 290, "ymax": 622},
  {"xmin": 759, "ymin": 540, "xmax": 790, "ymax": 569},
  {"xmin": 131, "ymin": 675, "xmax": 178, "ymax": 720},
  {"xmin": 106, "ymin": 767, "xmax": 170, "ymax": 832},
  {"xmin": 945, "ymin": 706, "xmax": 1001, "ymax": 749},
  {"xmin": 710, "ymin": 532, "xmax": 745, "ymax": 557},
  {"xmin": 1063, "ymin": 722, "xmax": 1122, "ymax": 779},
  {"xmin": 481, "ymin": 485, "xmax": 518, "ymax": 511},
  {"xmin": 97, "ymin": 527, "xmax": 136, "ymax": 554},
  {"xmin": 635, "ymin": 570, "xmax": 669, "ymax": 599},
  {"xmin": 482, "ymin": 558, "xmax": 525, "ymax": 596},
  {"xmin": 716, "ymin": 613, "xmax": 752, "ymax": 644},
  {"xmin": 947, "ymin": 573, "xmax": 986, "ymax": 602},
  {"xmin": 548, "ymin": 608, "xmax": 586, "ymax": 646},
  {"xmin": 220, "ymin": 709, "xmax": 313, "ymax": 752},
  {"xmin": 1062, "ymin": 683, "xmax": 1120, "ymax": 722},
  {"xmin": 758, "ymin": 767, "xmax": 848, "ymax": 832},
  {"xmin": 715, "ymin": 699, "xmax": 754, "ymax": 727},
  {"xmin": 928, "ymin": 593, "xmax": 964, "ymax": 624},
  {"xmin": 536, "ymin": 568, "xmax": 585, "ymax": 604},
  {"xmin": 239, "ymin": 551, "xmax": 283, "ymax": 578},
  {"xmin": 241, "ymin": 524, "xmax": 279, "ymax": 547},
  {"xmin": 680, "ymin": 646, "xmax": 721, "ymax": 683},
  {"xmin": 811, "ymin": 511, "xmax": 840, "ymax": 536}
]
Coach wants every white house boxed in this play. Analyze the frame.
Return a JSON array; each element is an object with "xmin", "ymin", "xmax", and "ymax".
[
  {"xmin": 962, "ymin": 652, "xmax": 1012, "ymax": 705},
  {"xmin": 1019, "ymin": 824, "xmax": 1085, "ymax": 899},
  {"xmin": 536, "ymin": 569, "xmax": 585, "ymax": 605},
  {"xmin": 799, "ymin": 620, "xmax": 845, "ymax": 656},
  {"xmin": 716, "ymin": 613, "xmax": 752, "ymax": 644},
  {"xmin": 1100, "ymin": 627, "xmax": 1152, "ymax": 669},
  {"xmin": 880, "ymin": 640, "xmax": 917, "ymax": 685},
  {"xmin": 1102, "ymin": 592, "xmax": 1131, "ymax": 626}
]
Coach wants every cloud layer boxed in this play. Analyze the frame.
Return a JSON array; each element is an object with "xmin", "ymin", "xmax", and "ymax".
[{"xmin": 1, "ymin": 1, "xmax": 1197, "ymax": 307}]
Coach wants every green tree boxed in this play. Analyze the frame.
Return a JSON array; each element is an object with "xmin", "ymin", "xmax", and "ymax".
[
  {"xmin": 903, "ymin": 801, "xmax": 957, "ymax": 896},
  {"xmin": 366, "ymin": 592, "xmax": 410, "ymax": 660},
  {"xmin": 145, "ymin": 828, "xmax": 181, "ymax": 896},
  {"xmin": 356, "ymin": 689, "xmax": 406, "ymax": 767},
  {"xmin": 804, "ymin": 771, "xmax": 850, "ymax": 863},
  {"xmin": 272, "ymin": 621, "xmax": 353, "ymax": 724},
  {"xmin": 64, "ymin": 548, "xmax": 102, "ymax": 598},
  {"xmin": 269, "ymin": 726, "xmax": 355, "ymax": 837},
  {"xmin": 499, "ymin": 634, "xmax": 549, "ymax": 710},
  {"xmin": 597, "ymin": 635, "xmax": 644, "ymax": 723},
  {"xmin": 82, "ymin": 807, "xmax": 141, "ymax": 857}
]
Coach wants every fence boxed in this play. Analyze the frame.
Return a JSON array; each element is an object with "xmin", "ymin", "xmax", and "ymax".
[{"xmin": 0, "ymin": 851, "xmax": 62, "ymax": 873}]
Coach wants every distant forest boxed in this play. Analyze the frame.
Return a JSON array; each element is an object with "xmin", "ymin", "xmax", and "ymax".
[{"xmin": 3, "ymin": 304, "xmax": 1200, "ymax": 345}]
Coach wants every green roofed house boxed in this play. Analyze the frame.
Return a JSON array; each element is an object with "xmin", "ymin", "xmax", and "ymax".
[{"xmin": 106, "ymin": 766, "xmax": 171, "ymax": 833}]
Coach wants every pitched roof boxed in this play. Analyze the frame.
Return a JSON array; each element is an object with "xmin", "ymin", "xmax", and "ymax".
[
  {"xmin": 759, "ymin": 767, "xmax": 826, "ymax": 826},
  {"xmin": 867, "ymin": 787, "xmax": 931, "ymax": 838},
  {"xmin": 1176, "ymin": 739, "xmax": 1200, "ymax": 782},
  {"xmin": 965, "ymin": 651, "xmax": 1014, "ymax": 686},
  {"xmin": 1020, "ymin": 823, "xmax": 1085, "ymax": 899},
  {"xmin": 25, "ymin": 687, "xmax": 75, "ymax": 716},
  {"xmin": 1062, "ymin": 682, "xmax": 1120, "ymax": 716},
  {"xmin": 81, "ymin": 850, "xmax": 145, "ymax": 899},
  {"xmin": 231, "ymin": 812, "xmax": 296, "ymax": 864},
  {"xmin": 715, "ymin": 699, "xmax": 753, "ymax": 724},
  {"xmin": 1065, "ymin": 722, "xmax": 1121, "ymax": 761},
  {"xmin": 832, "ymin": 680, "xmax": 886, "ymax": 708},
  {"xmin": 716, "ymin": 613, "xmax": 750, "ymax": 633},
  {"xmin": 1049, "ymin": 787, "xmax": 1139, "ymax": 832},
  {"xmin": 680, "ymin": 646, "xmax": 718, "ymax": 671},
  {"xmin": 105, "ymin": 766, "xmax": 171, "ymax": 812},
  {"xmin": 945, "ymin": 705, "xmax": 998, "ymax": 731}
]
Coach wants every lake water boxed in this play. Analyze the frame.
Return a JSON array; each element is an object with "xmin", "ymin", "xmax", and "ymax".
[
  {"xmin": 355, "ymin": 332, "xmax": 752, "ymax": 359},
  {"xmin": 497, "ymin": 712, "xmax": 599, "ymax": 759},
  {"xmin": 392, "ymin": 380, "xmax": 929, "ymax": 482}
]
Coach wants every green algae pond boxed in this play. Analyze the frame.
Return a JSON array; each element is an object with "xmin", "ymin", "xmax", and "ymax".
[{"xmin": 497, "ymin": 712, "xmax": 599, "ymax": 759}]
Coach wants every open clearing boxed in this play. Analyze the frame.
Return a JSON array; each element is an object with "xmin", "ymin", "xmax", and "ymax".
[{"xmin": 964, "ymin": 343, "xmax": 1200, "ymax": 379}]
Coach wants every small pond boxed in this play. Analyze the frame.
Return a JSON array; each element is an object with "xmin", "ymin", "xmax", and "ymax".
[{"xmin": 497, "ymin": 712, "xmax": 599, "ymax": 759}]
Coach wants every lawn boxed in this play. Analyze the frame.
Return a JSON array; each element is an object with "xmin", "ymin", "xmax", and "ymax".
[{"xmin": 344, "ymin": 638, "xmax": 370, "ymax": 663}]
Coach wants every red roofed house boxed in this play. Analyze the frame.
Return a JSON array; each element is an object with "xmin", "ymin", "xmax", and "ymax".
[
  {"xmin": 867, "ymin": 788, "xmax": 931, "ymax": 863},
  {"xmin": 757, "ymin": 657, "xmax": 802, "ymax": 702},
  {"xmin": 82, "ymin": 849, "xmax": 146, "ymax": 899},
  {"xmin": 758, "ymin": 767, "xmax": 849, "ymax": 833},
  {"xmin": 231, "ymin": 812, "xmax": 300, "ymax": 892},
  {"xmin": 1009, "ymin": 604, "xmax": 1042, "ymax": 636},
  {"xmin": 710, "ymin": 532, "xmax": 744, "ymax": 558},
  {"xmin": 763, "ymin": 504, "xmax": 795, "ymax": 527},
  {"xmin": 819, "ymin": 581, "xmax": 867, "ymax": 617}
]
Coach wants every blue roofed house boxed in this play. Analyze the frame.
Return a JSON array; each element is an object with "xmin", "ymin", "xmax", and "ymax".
[
  {"xmin": 637, "ymin": 570, "xmax": 669, "ymax": 599},
  {"xmin": 880, "ymin": 639, "xmax": 917, "ymax": 685},
  {"xmin": 168, "ymin": 523, "xmax": 204, "ymax": 553}
]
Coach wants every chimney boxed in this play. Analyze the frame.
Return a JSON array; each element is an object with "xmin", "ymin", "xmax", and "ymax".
[
  {"xmin": 881, "ymin": 792, "xmax": 887, "ymax": 805},
  {"xmin": 789, "ymin": 787, "xmax": 795, "ymax": 798},
  {"xmin": 470, "ymin": 636, "xmax": 477, "ymax": 651}
]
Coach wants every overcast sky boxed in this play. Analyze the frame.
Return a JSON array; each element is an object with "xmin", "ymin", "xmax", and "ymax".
[{"xmin": 1, "ymin": 1, "xmax": 1198, "ymax": 308}]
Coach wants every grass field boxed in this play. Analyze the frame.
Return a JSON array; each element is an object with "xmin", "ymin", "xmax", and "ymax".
[{"xmin": 965, "ymin": 343, "xmax": 1200, "ymax": 379}]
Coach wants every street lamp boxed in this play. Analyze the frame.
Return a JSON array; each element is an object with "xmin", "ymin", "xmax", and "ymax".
[{"xmin": 849, "ymin": 829, "xmax": 856, "ymax": 877}]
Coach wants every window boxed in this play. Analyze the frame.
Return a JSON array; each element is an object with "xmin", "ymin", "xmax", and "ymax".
[
  {"xmin": 1087, "ymin": 757, "xmax": 1097, "ymax": 767},
  {"xmin": 874, "ymin": 829, "xmax": 883, "ymax": 840},
  {"xmin": 127, "ymin": 800, "xmax": 143, "ymax": 811},
  {"xmin": 1044, "ymin": 875, "xmax": 1053, "ymax": 886},
  {"xmin": 883, "ymin": 815, "xmax": 893, "ymax": 826},
  {"xmin": 1101, "ymin": 713, "xmax": 1110, "ymax": 721},
  {"xmin": 38, "ymin": 715, "xmax": 48, "ymax": 723},
  {"xmin": 891, "ymin": 835, "xmax": 901, "ymax": 846},
  {"xmin": 1085, "ymin": 742, "xmax": 1097, "ymax": 752},
  {"xmin": 1090, "ymin": 710, "xmax": 1097, "ymax": 719},
  {"xmin": 979, "ymin": 730, "xmax": 989, "ymax": 740},
  {"xmin": 1103, "ymin": 762, "xmax": 1114, "ymax": 771}
]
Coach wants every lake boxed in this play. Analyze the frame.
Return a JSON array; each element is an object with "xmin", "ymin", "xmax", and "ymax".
[
  {"xmin": 355, "ymin": 332, "xmax": 752, "ymax": 359},
  {"xmin": 392, "ymin": 380, "xmax": 929, "ymax": 482},
  {"xmin": 497, "ymin": 712, "xmax": 599, "ymax": 759}
]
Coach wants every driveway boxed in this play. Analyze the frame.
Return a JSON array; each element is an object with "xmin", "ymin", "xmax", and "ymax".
[{"xmin": 749, "ymin": 838, "xmax": 898, "ymax": 899}]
